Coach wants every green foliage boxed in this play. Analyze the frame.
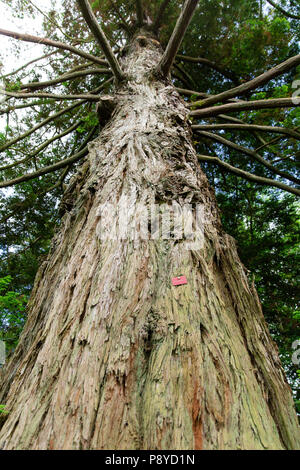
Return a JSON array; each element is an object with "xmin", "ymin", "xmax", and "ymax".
[
  {"xmin": 77, "ymin": 112, "xmax": 99, "ymax": 133},
  {"xmin": 5, "ymin": 80, "xmax": 22, "ymax": 92},
  {"xmin": 0, "ymin": 404, "xmax": 9, "ymax": 415},
  {"xmin": 0, "ymin": 275, "xmax": 27, "ymax": 352}
]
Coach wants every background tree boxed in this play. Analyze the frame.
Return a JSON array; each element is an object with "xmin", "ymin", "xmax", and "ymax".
[{"xmin": 0, "ymin": 0, "xmax": 299, "ymax": 449}]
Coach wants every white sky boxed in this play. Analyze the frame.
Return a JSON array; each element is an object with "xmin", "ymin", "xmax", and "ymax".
[
  {"xmin": 0, "ymin": 1, "xmax": 60, "ymax": 198},
  {"xmin": 0, "ymin": 0, "xmax": 58, "ymax": 75}
]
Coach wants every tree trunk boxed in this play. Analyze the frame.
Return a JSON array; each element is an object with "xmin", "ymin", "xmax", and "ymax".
[{"xmin": 0, "ymin": 33, "xmax": 299, "ymax": 450}]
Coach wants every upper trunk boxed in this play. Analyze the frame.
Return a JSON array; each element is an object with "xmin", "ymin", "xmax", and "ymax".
[{"xmin": 0, "ymin": 34, "xmax": 299, "ymax": 450}]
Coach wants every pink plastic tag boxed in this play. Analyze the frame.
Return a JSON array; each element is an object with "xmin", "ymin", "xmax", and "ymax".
[{"xmin": 172, "ymin": 276, "xmax": 187, "ymax": 286}]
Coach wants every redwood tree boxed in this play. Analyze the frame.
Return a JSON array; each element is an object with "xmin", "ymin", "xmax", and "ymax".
[{"xmin": 0, "ymin": 0, "xmax": 299, "ymax": 450}]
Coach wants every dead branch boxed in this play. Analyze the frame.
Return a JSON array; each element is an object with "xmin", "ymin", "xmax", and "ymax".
[{"xmin": 157, "ymin": 0, "xmax": 199, "ymax": 77}]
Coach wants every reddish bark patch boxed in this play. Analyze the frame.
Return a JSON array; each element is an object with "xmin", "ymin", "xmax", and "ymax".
[{"xmin": 192, "ymin": 381, "xmax": 203, "ymax": 450}]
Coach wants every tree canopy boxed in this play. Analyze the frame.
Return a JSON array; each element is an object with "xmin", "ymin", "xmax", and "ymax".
[{"xmin": 0, "ymin": 0, "xmax": 299, "ymax": 411}]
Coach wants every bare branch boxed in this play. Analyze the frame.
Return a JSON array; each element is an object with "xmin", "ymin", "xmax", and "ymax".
[
  {"xmin": 0, "ymin": 147, "xmax": 88, "ymax": 189},
  {"xmin": 255, "ymin": 126, "xmax": 300, "ymax": 151},
  {"xmin": 3, "ymin": 91, "xmax": 99, "ymax": 102},
  {"xmin": 266, "ymin": 0, "xmax": 300, "ymax": 20},
  {"xmin": 157, "ymin": 0, "xmax": 199, "ymax": 77},
  {"xmin": 176, "ymin": 55, "xmax": 240, "ymax": 84},
  {"xmin": 215, "ymin": 114, "xmax": 297, "ymax": 157},
  {"xmin": 136, "ymin": 0, "xmax": 144, "ymax": 25},
  {"xmin": 60, "ymin": 62, "xmax": 94, "ymax": 74},
  {"xmin": 0, "ymin": 119, "xmax": 100, "ymax": 189},
  {"xmin": 1, "ymin": 77, "xmax": 112, "ymax": 118},
  {"xmin": 1, "ymin": 51, "xmax": 58, "ymax": 79},
  {"xmin": 0, "ymin": 100, "xmax": 53, "ymax": 115},
  {"xmin": 197, "ymin": 154, "xmax": 300, "ymax": 197},
  {"xmin": 191, "ymin": 54, "xmax": 300, "ymax": 108},
  {"xmin": 16, "ymin": 68, "xmax": 111, "ymax": 91},
  {"xmin": 173, "ymin": 63, "xmax": 196, "ymax": 89},
  {"xmin": 190, "ymin": 97, "xmax": 300, "ymax": 118},
  {"xmin": 175, "ymin": 87, "xmax": 209, "ymax": 98},
  {"xmin": 172, "ymin": 71, "xmax": 192, "ymax": 89},
  {"xmin": 0, "ymin": 121, "xmax": 82, "ymax": 171},
  {"xmin": 0, "ymin": 101, "xmax": 83, "ymax": 153},
  {"xmin": 191, "ymin": 123, "xmax": 300, "ymax": 140},
  {"xmin": 3, "ymin": 74, "xmax": 113, "ymax": 103},
  {"xmin": 250, "ymin": 132, "xmax": 281, "ymax": 157},
  {"xmin": 178, "ymin": 90, "xmax": 248, "ymax": 108},
  {"xmin": 26, "ymin": 0, "xmax": 85, "ymax": 43},
  {"xmin": 152, "ymin": 0, "xmax": 171, "ymax": 32},
  {"xmin": 41, "ymin": 123, "xmax": 99, "ymax": 194},
  {"xmin": 218, "ymin": 114, "xmax": 247, "ymax": 124},
  {"xmin": 194, "ymin": 130, "xmax": 300, "ymax": 185},
  {"xmin": 176, "ymin": 88, "xmax": 246, "ymax": 104},
  {"xmin": 0, "ymin": 126, "xmax": 98, "ymax": 209},
  {"xmin": 76, "ymin": 0, "xmax": 124, "ymax": 82},
  {"xmin": 41, "ymin": 165, "xmax": 72, "ymax": 195},
  {"xmin": 0, "ymin": 28, "xmax": 109, "ymax": 68}
]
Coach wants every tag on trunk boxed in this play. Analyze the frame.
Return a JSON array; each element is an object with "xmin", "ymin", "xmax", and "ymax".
[{"xmin": 172, "ymin": 276, "xmax": 187, "ymax": 286}]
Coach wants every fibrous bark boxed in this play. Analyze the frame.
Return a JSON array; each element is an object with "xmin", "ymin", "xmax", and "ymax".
[{"xmin": 0, "ymin": 33, "xmax": 299, "ymax": 450}]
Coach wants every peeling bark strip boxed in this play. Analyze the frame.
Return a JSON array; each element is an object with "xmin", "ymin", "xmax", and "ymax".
[{"xmin": 0, "ymin": 34, "xmax": 299, "ymax": 450}]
